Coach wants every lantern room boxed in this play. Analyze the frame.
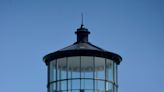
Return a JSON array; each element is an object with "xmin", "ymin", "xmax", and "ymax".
[{"xmin": 43, "ymin": 25, "xmax": 122, "ymax": 92}]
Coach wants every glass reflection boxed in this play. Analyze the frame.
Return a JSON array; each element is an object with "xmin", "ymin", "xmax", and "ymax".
[
  {"xmin": 68, "ymin": 57, "xmax": 80, "ymax": 78},
  {"xmin": 49, "ymin": 56, "xmax": 117, "ymax": 92},
  {"xmin": 95, "ymin": 57, "xmax": 105, "ymax": 79},
  {"xmin": 106, "ymin": 59, "xmax": 113, "ymax": 81}
]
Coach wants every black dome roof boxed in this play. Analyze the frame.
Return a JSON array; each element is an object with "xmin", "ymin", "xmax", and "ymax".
[{"xmin": 43, "ymin": 25, "xmax": 122, "ymax": 65}]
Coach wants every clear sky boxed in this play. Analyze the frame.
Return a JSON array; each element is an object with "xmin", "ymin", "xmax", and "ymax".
[{"xmin": 0, "ymin": 0, "xmax": 164, "ymax": 92}]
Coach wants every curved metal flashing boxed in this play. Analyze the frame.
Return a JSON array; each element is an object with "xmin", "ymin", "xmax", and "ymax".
[{"xmin": 43, "ymin": 49, "xmax": 122, "ymax": 65}]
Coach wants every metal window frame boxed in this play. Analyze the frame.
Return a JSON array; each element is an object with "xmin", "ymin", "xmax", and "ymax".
[{"xmin": 48, "ymin": 56, "xmax": 117, "ymax": 92}]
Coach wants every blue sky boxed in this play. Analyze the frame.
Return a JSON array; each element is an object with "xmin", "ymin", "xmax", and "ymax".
[{"xmin": 0, "ymin": 0, "xmax": 164, "ymax": 92}]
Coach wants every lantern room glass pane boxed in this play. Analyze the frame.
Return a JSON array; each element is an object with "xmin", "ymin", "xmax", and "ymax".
[
  {"xmin": 108, "ymin": 82, "xmax": 113, "ymax": 92},
  {"xmin": 52, "ymin": 60, "xmax": 56, "ymax": 81},
  {"xmin": 96, "ymin": 80, "xmax": 105, "ymax": 91},
  {"xmin": 68, "ymin": 80, "xmax": 72, "ymax": 91},
  {"xmin": 53, "ymin": 83, "xmax": 56, "ymax": 92},
  {"xmin": 72, "ymin": 79, "xmax": 80, "ymax": 89},
  {"xmin": 68, "ymin": 56, "xmax": 80, "ymax": 78},
  {"xmin": 95, "ymin": 57, "xmax": 105, "ymax": 79},
  {"xmin": 81, "ymin": 56, "xmax": 94, "ymax": 78},
  {"xmin": 50, "ymin": 60, "xmax": 55, "ymax": 82},
  {"xmin": 61, "ymin": 81, "xmax": 67, "ymax": 91},
  {"xmin": 114, "ymin": 63, "xmax": 118, "ymax": 84},
  {"xmin": 85, "ymin": 79, "xmax": 93, "ymax": 90},
  {"xmin": 57, "ymin": 58, "xmax": 67, "ymax": 80},
  {"xmin": 56, "ymin": 81, "xmax": 60, "ymax": 91},
  {"xmin": 106, "ymin": 59, "xmax": 113, "ymax": 81}
]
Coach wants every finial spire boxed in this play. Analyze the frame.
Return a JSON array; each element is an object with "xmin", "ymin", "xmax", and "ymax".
[{"xmin": 81, "ymin": 13, "xmax": 84, "ymax": 28}]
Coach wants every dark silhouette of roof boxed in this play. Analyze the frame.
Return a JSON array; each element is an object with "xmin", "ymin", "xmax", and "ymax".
[{"xmin": 43, "ymin": 25, "xmax": 122, "ymax": 65}]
